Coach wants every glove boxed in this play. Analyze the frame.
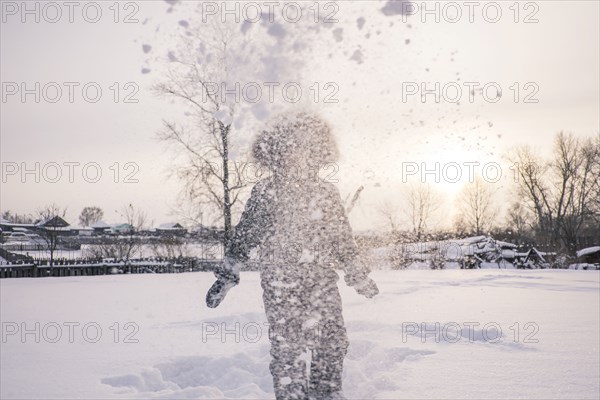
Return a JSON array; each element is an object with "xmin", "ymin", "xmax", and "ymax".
[
  {"xmin": 344, "ymin": 263, "xmax": 379, "ymax": 299},
  {"xmin": 352, "ymin": 277, "xmax": 379, "ymax": 298},
  {"xmin": 206, "ymin": 257, "xmax": 241, "ymax": 308},
  {"xmin": 206, "ymin": 276, "xmax": 239, "ymax": 308}
]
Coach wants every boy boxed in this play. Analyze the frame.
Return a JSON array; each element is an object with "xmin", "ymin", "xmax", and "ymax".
[{"xmin": 207, "ymin": 112, "xmax": 378, "ymax": 400}]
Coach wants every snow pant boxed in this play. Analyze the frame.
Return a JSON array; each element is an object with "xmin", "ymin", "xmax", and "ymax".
[{"xmin": 260, "ymin": 264, "xmax": 349, "ymax": 400}]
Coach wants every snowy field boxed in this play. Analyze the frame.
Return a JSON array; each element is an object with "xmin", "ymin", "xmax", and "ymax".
[{"xmin": 1, "ymin": 270, "xmax": 599, "ymax": 399}]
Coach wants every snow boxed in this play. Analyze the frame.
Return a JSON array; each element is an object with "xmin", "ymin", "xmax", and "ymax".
[
  {"xmin": 381, "ymin": 0, "xmax": 414, "ymax": 17},
  {"xmin": 569, "ymin": 263, "xmax": 600, "ymax": 270},
  {"xmin": 386, "ymin": 236, "xmax": 516, "ymax": 264},
  {"xmin": 350, "ymin": 49, "xmax": 364, "ymax": 64},
  {"xmin": 356, "ymin": 17, "xmax": 366, "ymax": 30},
  {"xmin": 91, "ymin": 221, "xmax": 110, "ymax": 229},
  {"xmin": 577, "ymin": 246, "xmax": 600, "ymax": 258},
  {"xmin": 266, "ymin": 22, "xmax": 286, "ymax": 39},
  {"xmin": 157, "ymin": 223, "xmax": 184, "ymax": 230},
  {"xmin": 2, "ymin": 270, "xmax": 598, "ymax": 399},
  {"xmin": 333, "ymin": 28, "xmax": 344, "ymax": 43}
]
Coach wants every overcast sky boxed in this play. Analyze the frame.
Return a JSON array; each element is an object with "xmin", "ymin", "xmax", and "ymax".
[{"xmin": 1, "ymin": 0, "xmax": 599, "ymax": 231}]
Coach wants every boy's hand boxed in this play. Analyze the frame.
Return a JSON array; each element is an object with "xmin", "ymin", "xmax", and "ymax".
[
  {"xmin": 206, "ymin": 277, "xmax": 239, "ymax": 308},
  {"xmin": 206, "ymin": 257, "xmax": 241, "ymax": 308},
  {"xmin": 344, "ymin": 266, "xmax": 379, "ymax": 298},
  {"xmin": 352, "ymin": 277, "xmax": 379, "ymax": 298}
]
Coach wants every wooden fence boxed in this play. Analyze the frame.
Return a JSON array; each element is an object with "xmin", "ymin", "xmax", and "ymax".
[{"xmin": 0, "ymin": 258, "xmax": 223, "ymax": 279}]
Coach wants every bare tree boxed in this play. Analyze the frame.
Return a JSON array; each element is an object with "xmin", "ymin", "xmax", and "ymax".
[
  {"xmin": 557, "ymin": 134, "xmax": 600, "ymax": 248},
  {"xmin": 404, "ymin": 184, "xmax": 441, "ymax": 241},
  {"xmin": 1, "ymin": 210, "xmax": 35, "ymax": 224},
  {"xmin": 378, "ymin": 200, "xmax": 402, "ymax": 234},
  {"xmin": 34, "ymin": 204, "xmax": 68, "ymax": 268},
  {"xmin": 86, "ymin": 204, "xmax": 147, "ymax": 268},
  {"xmin": 154, "ymin": 17, "xmax": 250, "ymax": 243},
  {"xmin": 456, "ymin": 177, "xmax": 499, "ymax": 235},
  {"xmin": 78, "ymin": 206, "xmax": 103, "ymax": 227},
  {"xmin": 505, "ymin": 201, "xmax": 533, "ymax": 242},
  {"xmin": 35, "ymin": 204, "xmax": 67, "ymax": 222},
  {"xmin": 590, "ymin": 134, "xmax": 600, "ymax": 225},
  {"xmin": 507, "ymin": 132, "xmax": 600, "ymax": 251},
  {"xmin": 149, "ymin": 236, "xmax": 193, "ymax": 259}
]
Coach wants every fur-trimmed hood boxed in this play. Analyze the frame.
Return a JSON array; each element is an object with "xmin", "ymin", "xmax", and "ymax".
[{"xmin": 252, "ymin": 112, "xmax": 339, "ymax": 171}]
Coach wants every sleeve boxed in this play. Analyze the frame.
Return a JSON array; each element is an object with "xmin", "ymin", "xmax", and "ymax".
[
  {"xmin": 225, "ymin": 181, "xmax": 269, "ymax": 263},
  {"xmin": 326, "ymin": 185, "xmax": 360, "ymax": 263},
  {"xmin": 324, "ymin": 184, "xmax": 372, "ymax": 285}
]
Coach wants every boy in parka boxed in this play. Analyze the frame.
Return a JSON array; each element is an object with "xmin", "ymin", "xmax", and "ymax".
[{"xmin": 207, "ymin": 112, "xmax": 379, "ymax": 400}]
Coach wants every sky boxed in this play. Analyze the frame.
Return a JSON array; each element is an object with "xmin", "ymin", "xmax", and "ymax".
[{"xmin": 1, "ymin": 0, "xmax": 599, "ymax": 231}]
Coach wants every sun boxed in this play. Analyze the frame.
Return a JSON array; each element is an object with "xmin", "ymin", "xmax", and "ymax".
[{"xmin": 396, "ymin": 142, "xmax": 486, "ymax": 198}]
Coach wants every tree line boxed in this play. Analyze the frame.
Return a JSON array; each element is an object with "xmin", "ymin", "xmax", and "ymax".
[{"xmin": 378, "ymin": 132, "xmax": 599, "ymax": 254}]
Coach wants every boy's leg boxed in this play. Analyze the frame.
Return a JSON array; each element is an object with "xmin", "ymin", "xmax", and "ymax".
[
  {"xmin": 269, "ymin": 334, "xmax": 309, "ymax": 400},
  {"xmin": 262, "ymin": 268, "xmax": 310, "ymax": 400},
  {"xmin": 308, "ymin": 271, "xmax": 349, "ymax": 397}
]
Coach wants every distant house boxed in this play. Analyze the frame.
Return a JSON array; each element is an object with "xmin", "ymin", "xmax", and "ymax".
[
  {"xmin": 0, "ymin": 218, "xmax": 35, "ymax": 233},
  {"xmin": 91, "ymin": 221, "xmax": 111, "ymax": 235},
  {"xmin": 36, "ymin": 216, "xmax": 70, "ymax": 230},
  {"xmin": 110, "ymin": 223, "xmax": 135, "ymax": 235},
  {"xmin": 576, "ymin": 246, "xmax": 600, "ymax": 265},
  {"xmin": 156, "ymin": 223, "xmax": 187, "ymax": 236},
  {"xmin": 190, "ymin": 225, "xmax": 223, "ymax": 240},
  {"xmin": 32, "ymin": 215, "xmax": 70, "ymax": 244},
  {"xmin": 76, "ymin": 227, "xmax": 94, "ymax": 237},
  {"xmin": 0, "ymin": 219, "xmax": 45, "ymax": 244}
]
